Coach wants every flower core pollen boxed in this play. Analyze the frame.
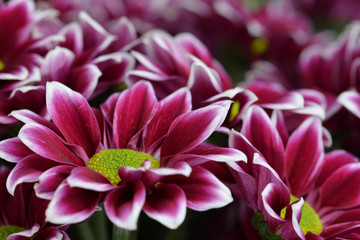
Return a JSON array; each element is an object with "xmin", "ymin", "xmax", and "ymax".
[
  {"xmin": 281, "ymin": 195, "xmax": 323, "ymax": 235},
  {"xmin": 87, "ymin": 149, "xmax": 160, "ymax": 186},
  {"xmin": 0, "ymin": 60, "xmax": 5, "ymax": 71},
  {"xmin": 0, "ymin": 225, "xmax": 26, "ymax": 240}
]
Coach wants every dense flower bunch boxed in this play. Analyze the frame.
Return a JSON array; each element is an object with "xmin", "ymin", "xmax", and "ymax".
[{"xmin": 0, "ymin": 0, "xmax": 360, "ymax": 239}]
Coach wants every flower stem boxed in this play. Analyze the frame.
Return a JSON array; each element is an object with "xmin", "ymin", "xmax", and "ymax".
[{"xmin": 112, "ymin": 225, "xmax": 137, "ymax": 240}]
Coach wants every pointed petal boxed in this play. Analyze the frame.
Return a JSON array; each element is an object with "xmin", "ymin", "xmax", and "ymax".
[
  {"xmin": 338, "ymin": 90, "xmax": 360, "ymax": 118},
  {"xmin": 19, "ymin": 123, "xmax": 84, "ymax": 166},
  {"xmin": 242, "ymin": 106, "xmax": 285, "ymax": 178},
  {"xmin": 285, "ymin": 117, "xmax": 324, "ymax": 197},
  {"xmin": 46, "ymin": 81, "xmax": 101, "ymax": 157},
  {"xmin": 161, "ymin": 102, "xmax": 230, "ymax": 160},
  {"xmin": 105, "ymin": 181, "xmax": 146, "ymax": 230},
  {"xmin": 318, "ymin": 163, "xmax": 360, "ymax": 210},
  {"xmin": 142, "ymin": 88, "xmax": 191, "ymax": 153},
  {"xmin": 68, "ymin": 64, "xmax": 101, "ymax": 99},
  {"xmin": 173, "ymin": 167, "xmax": 233, "ymax": 211},
  {"xmin": 67, "ymin": 167, "xmax": 116, "ymax": 192},
  {"xmin": 315, "ymin": 150, "xmax": 359, "ymax": 188},
  {"xmin": 166, "ymin": 146, "xmax": 246, "ymax": 167},
  {"xmin": 188, "ymin": 61, "xmax": 224, "ymax": 108},
  {"xmin": 10, "ymin": 109, "xmax": 61, "ymax": 135},
  {"xmin": 41, "ymin": 47, "xmax": 74, "ymax": 84},
  {"xmin": 143, "ymin": 183, "xmax": 186, "ymax": 229},
  {"xmin": 7, "ymin": 155, "xmax": 58, "ymax": 195},
  {"xmin": 35, "ymin": 165, "xmax": 74, "ymax": 200},
  {"xmin": 46, "ymin": 182, "xmax": 101, "ymax": 224},
  {"xmin": 113, "ymin": 81, "xmax": 158, "ymax": 149},
  {"xmin": 0, "ymin": 137, "xmax": 33, "ymax": 163}
]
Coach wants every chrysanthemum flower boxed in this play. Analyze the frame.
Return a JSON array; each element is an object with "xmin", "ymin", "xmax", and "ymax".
[
  {"xmin": 228, "ymin": 105, "xmax": 360, "ymax": 239},
  {"xmin": 0, "ymin": 166, "xmax": 69, "ymax": 240},
  {"xmin": 0, "ymin": 81, "xmax": 245, "ymax": 230},
  {"xmin": 127, "ymin": 30, "xmax": 233, "ymax": 108},
  {"xmin": 0, "ymin": 0, "xmax": 52, "ymax": 126}
]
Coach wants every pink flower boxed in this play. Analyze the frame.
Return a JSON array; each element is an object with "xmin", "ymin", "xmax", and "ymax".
[
  {"xmin": 127, "ymin": 30, "xmax": 233, "ymax": 108},
  {"xmin": 0, "ymin": 81, "xmax": 245, "ymax": 230},
  {"xmin": 228, "ymin": 105, "xmax": 360, "ymax": 239},
  {"xmin": 0, "ymin": 166, "xmax": 69, "ymax": 240},
  {"xmin": 0, "ymin": 0, "xmax": 53, "ymax": 125}
]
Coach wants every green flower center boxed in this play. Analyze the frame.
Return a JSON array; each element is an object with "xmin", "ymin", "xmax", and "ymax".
[
  {"xmin": 0, "ymin": 225, "xmax": 26, "ymax": 240},
  {"xmin": 0, "ymin": 60, "xmax": 5, "ymax": 71},
  {"xmin": 280, "ymin": 195, "xmax": 323, "ymax": 235},
  {"xmin": 250, "ymin": 38, "xmax": 269, "ymax": 55},
  {"xmin": 87, "ymin": 149, "xmax": 160, "ymax": 186},
  {"xmin": 229, "ymin": 101, "xmax": 241, "ymax": 122}
]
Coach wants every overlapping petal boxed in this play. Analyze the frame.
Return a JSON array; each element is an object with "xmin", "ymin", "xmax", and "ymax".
[
  {"xmin": 285, "ymin": 117, "xmax": 324, "ymax": 197},
  {"xmin": 113, "ymin": 81, "xmax": 158, "ymax": 149},
  {"xmin": 143, "ymin": 183, "xmax": 186, "ymax": 229},
  {"xmin": 105, "ymin": 181, "xmax": 146, "ymax": 230},
  {"xmin": 45, "ymin": 182, "xmax": 101, "ymax": 224},
  {"xmin": 46, "ymin": 81, "xmax": 101, "ymax": 158},
  {"xmin": 161, "ymin": 101, "xmax": 231, "ymax": 160}
]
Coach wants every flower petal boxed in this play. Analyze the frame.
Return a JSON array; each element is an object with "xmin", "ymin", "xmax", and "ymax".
[
  {"xmin": 143, "ymin": 183, "xmax": 186, "ymax": 229},
  {"xmin": 7, "ymin": 155, "xmax": 58, "ymax": 195},
  {"xmin": 0, "ymin": 137, "xmax": 33, "ymax": 163},
  {"xmin": 161, "ymin": 102, "xmax": 231, "ymax": 160},
  {"xmin": 67, "ymin": 167, "xmax": 116, "ymax": 192},
  {"xmin": 315, "ymin": 150, "xmax": 359, "ymax": 188},
  {"xmin": 35, "ymin": 165, "xmax": 74, "ymax": 200},
  {"xmin": 19, "ymin": 123, "xmax": 84, "ymax": 166},
  {"xmin": 142, "ymin": 88, "xmax": 191, "ymax": 154},
  {"xmin": 338, "ymin": 90, "xmax": 360, "ymax": 118},
  {"xmin": 46, "ymin": 182, "xmax": 101, "ymax": 224},
  {"xmin": 46, "ymin": 81, "xmax": 101, "ymax": 158},
  {"xmin": 242, "ymin": 105, "xmax": 286, "ymax": 178},
  {"xmin": 105, "ymin": 181, "xmax": 146, "ymax": 230},
  {"xmin": 113, "ymin": 81, "xmax": 158, "ymax": 149},
  {"xmin": 285, "ymin": 117, "xmax": 324, "ymax": 197},
  {"xmin": 173, "ymin": 166, "xmax": 233, "ymax": 211},
  {"xmin": 318, "ymin": 163, "xmax": 360, "ymax": 210}
]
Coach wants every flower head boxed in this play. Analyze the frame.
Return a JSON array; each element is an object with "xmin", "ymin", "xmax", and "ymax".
[
  {"xmin": 0, "ymin": 166, "xmax": 69, "ymax": 240},
  {"xmin": 0, "ymin": 81, "xmax": 245, "ymax": 230}
]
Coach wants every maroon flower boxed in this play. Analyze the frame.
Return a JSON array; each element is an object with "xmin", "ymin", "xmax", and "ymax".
[
  {"xmin": 127, "ymin": 30, "xmax": 233, "ymax": 108},
  {"xmin": 0, "ymin": 81, "xmax": 245, "ymax": 230},
  {"xmin": 0, "ymin": 166, "xmax": 69, "ymax": 240}
]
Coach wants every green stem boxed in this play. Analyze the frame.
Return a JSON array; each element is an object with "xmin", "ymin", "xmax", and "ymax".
[{"xmin": 112, "ymin": 225, "xmax": 137, "ymax": 240}]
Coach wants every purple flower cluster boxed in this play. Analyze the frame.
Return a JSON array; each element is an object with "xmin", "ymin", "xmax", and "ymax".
[{"xmin": 0, "ymin": 0, "xmax": 360, "ymax": 239}]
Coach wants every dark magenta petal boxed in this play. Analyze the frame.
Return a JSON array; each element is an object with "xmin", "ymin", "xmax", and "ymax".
[
  {"xmin": 0, "ymin": 137, "xmax": 33, "ymax": 163},
  {"xmin": 113, "ymin": 81, "xmax": 158, "ymax": 149},
  {"xmin": 35, "ymin": 165, "xmax": 74, "ymax": 200},
  {"xmin": 68, "ymin": 64, "xmax": 101, "ymax": 99},
  {"xmin": 7, "ymin": 155, "xmax": 58, "ymax": 195},
  {"xmin": 285, "ymin": 117, "xmax": 324, "ymax": 197},
  {"xmin": 45, "ymin": 182, "xmax": 101, "ymax": 224},
  {"xmin": 40, "ymin": 47, "xmax": 75, "ymax": 84},
  {"xmin": 142, "ymin": 88, "xmax": 191, "ymax": 154},
  {"xmin": 67, "ymin": 167, "xmax": 116, "ymax": 192},
  {"xmin": 318, "ymin": 163, "xmax": 360, "ymax": 210},
  {"xmin": 19, "ymin": 123, "xmax": 84, "ymax": 166},
  {"xmin": 173, "ymin": 167, "xmax": 233, "ymax": 211},
  {"xmin": 161, "ymin": 102, "xmax": 230, "ymax": 160},
  {"xmin": 315, "ymin": 150, "xmax": 359, "ymax": 188},
  {"xmin": 105, "ymin": 181, "xmax": 146, "ymax": 230},
  {"xmin": 242, "ymin": 105, "xmax": 286, "ymax": 178},
  {"xmin": 277, "ymin": 198, "xmax": 305, "ymax": 239},
  {"xmin": 143, "ymin": 183, "xmax": 186, "ymax": 229},
  {"xmin": 46, "ymin": 81, "xmax": 101, "ymax": 158}
]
